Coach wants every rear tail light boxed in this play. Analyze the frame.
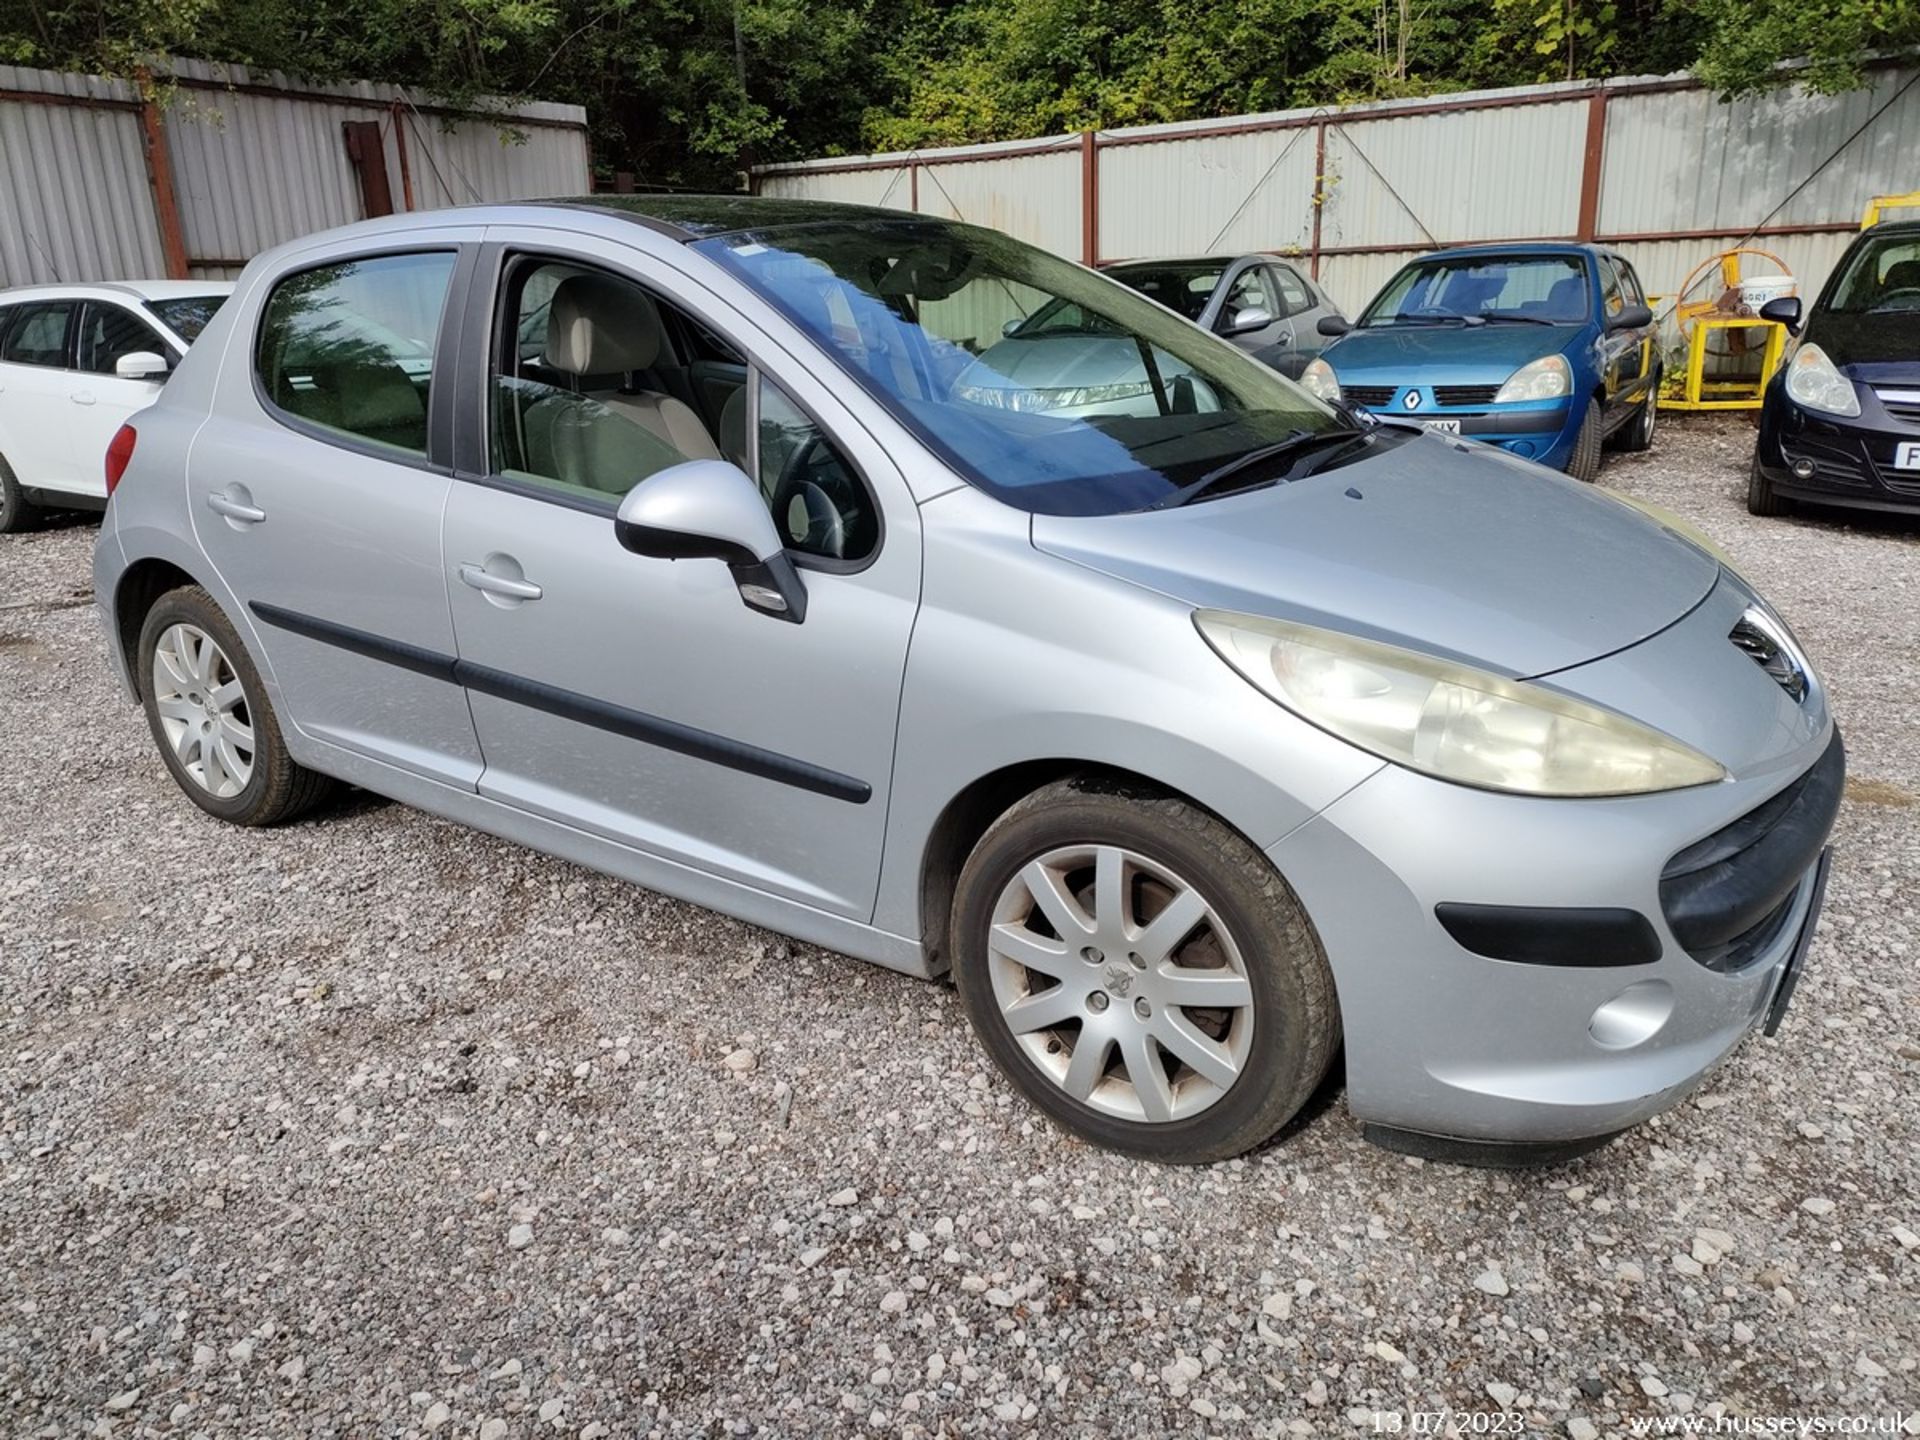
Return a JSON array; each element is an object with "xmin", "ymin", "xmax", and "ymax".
[{"xmin": 105, "ymin": 423, "xmax": 137, "ymax": 496}]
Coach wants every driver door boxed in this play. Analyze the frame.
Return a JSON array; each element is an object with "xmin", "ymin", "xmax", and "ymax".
[{"xmin": 440, "ymin": 233, "xmax": 922, "ymax": 919}]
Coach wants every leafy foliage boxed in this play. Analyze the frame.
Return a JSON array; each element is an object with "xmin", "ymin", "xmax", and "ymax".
[{"xmin": 0, "ymin": 0, "xmax": 1910, "ymax": 187}]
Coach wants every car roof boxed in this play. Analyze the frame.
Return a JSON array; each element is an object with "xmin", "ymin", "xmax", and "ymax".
[
  {"xmin": 1858, "ymin": 218, "xmax": 1920, "ymax": 237},
  {"xmin": 0, "ymin": 279, "xmax": 236, "ymax": 304},
  {"xmin": 1105, "ymin": 256, "xmax": 1248, "ymax": 269},
  {"xmin": 1407, "ymin": 241, "xmax": 1612, "ymax": 265},
  {"xmin": 542, "ymin": 194, "xmax": 935, "ymax": 240}
]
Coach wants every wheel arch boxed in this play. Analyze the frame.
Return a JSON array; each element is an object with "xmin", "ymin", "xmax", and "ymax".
[{"xmin": 112, "ymin": 556, "xmax": 206, "ymax": 700}]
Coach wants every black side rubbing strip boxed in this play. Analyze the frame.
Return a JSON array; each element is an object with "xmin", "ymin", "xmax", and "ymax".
[
  {"xmin": 247, "ymin": 602, "xmax": 870, "ymax": 805},
  {"xmin": 1435, "ymin": 903, "xmax": 1662, "ymax": 968},
  {"xmin": 250, "ymin": 601, "xmax": 458, "ymax": 682}
]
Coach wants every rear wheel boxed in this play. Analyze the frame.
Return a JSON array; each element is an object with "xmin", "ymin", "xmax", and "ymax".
[
  {"xmin": 0, "ymin": 456, "xmax": 39, "ymax": 534},
  {"xmin": 951, "ymin": 778, "xmax": 1340, "ymax": 1163},
  {"xmin": 1616, "ymin": 381, "xmax": 1659, "ymax": 453},
  {"xmin": 1746, "ymin": 453, "xmax": 1793, "ymax": 517},
  {"xmin": 137, "ymin": 586, "xmax": 336, "ymax": 826},
  {"xmin": 1564, "ymin": 397, "xmax": 1604, "ymax": 482}
]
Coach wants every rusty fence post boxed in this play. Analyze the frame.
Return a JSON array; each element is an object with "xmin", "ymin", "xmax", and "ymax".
[{"xmin": 135, "ymin": 70, "xmax": 190, "ymax": 279}]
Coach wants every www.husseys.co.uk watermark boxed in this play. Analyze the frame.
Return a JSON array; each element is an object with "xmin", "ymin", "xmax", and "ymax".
[{"xmin": 1363, "ymin": 1412, "xmax": 1918, "ymax": 1436}]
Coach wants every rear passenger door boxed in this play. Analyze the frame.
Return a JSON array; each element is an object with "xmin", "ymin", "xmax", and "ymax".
[
  {"xmin": 0, "ymin": 301, "xmax": 83, "ymax": 492},
  {"xmin": 439, "ymin": 229, "xmax": 921, "ymax": 921},
  {"xmin": 191, "ymin": 233, "xmax": 488, "ymax": 788}
]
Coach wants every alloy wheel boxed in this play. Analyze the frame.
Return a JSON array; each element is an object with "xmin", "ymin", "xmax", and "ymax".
[
  {"xmin": 152, "ymin": 623, "xmax": 255, "ymax": 798},
  {"xmin": 986, "ymin": 844, "xmax": 1255, "ymax": 1124}
]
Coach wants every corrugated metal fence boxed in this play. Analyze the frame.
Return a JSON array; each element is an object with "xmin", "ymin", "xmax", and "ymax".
[
  {"xmin": 753, "ymin": 65, "xmax": 1920, "ymax": 313},
  {"xmin": 0, "ymin": 58, "xmax": 590, "ymax": 287}
]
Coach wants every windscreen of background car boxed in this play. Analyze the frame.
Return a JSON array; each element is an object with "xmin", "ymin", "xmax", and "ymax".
[
  {"xmin": 144, "ymin": 294, "xmax": 228, "ymax": 343},
  {"xmin": 1827, "ymin": 234, "xmax": 1920, "ymax": 314},
  {"xmin": 1363, "ymin": 256, "xmax": 1589, "ymax": 325},
  {"xmin": 698, "ymin": 220, "xmax": 1341, "ymax": 516}
]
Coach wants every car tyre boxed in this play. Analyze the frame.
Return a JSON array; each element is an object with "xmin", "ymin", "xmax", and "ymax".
[
  {"xmin": 1564, "ymin": 397, "xmax": 1604, "ymax": 481},
  {"xmin": 137, "ymin": 585, "xmax": 336, "ymax": 826},
  {"xmin": 1615, "ymin": 381, "xmax": 1659, "ymax": 453},
  {"xmin": 1746, "ymin": 453, "xmax": 1793, "ymax": 517},
  {"xmin": 950, "ymin": 776, "xmax": 1340, "ymax": 1164},
  {"xmin": 0, "ymin": 455, "xmax": 39, "ymax": 534}
]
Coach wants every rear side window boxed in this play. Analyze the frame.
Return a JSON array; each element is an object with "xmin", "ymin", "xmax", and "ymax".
[
  {"xmin": 1, "ymin": 302, "xmax": 75, "ymax": 367},
  {"xmin": 79, "ymin": 303, "xmax": 168, "ymax": 375},
  {"xmin": 255, "ymin": 253, "xmax": 456, "ymax": 456},
  {"xmin": 1269, "ymin": 264, "xmax": 1315, "ymax": 317}
]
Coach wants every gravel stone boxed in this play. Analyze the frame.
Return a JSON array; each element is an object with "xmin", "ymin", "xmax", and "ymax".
[{"xmin": 2, "ymin": 419, "xmax": 1916, "ymax": 1434}]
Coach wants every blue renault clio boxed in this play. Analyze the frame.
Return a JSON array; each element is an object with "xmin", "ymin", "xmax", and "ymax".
[{"xmin": 1301, "ymin": 243, "xmax": 1660, "ymax": 481}]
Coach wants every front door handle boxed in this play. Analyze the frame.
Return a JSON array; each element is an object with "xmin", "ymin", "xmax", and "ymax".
[
  {"xmin": 71, "ymin": 390, "xmax": 96, "ymax": 406},
  {"xmin": 459, "ymin": 562, "xmax": 543, "ymax": 602},
  {"xmin": 206, "ymin": 491, "xmax": 266, "ymax": 524}
]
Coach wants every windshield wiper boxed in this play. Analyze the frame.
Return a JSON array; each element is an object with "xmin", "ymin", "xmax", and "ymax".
[
  {"xmin": 1480, "ymin": 309, "xmax": 1557, "ymax": 325},
  {"xmin": 1363, "ymin": 314, "xmax": 1479, "ymax": 328},
  {"xmin": 1151, "ymin": 427, "xmax": 1369, "ymax": 509}
]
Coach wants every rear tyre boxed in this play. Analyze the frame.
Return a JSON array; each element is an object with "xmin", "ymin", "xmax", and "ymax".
[
  {"xmin": 137, "ymin": 585, "xmax": 336, "ymax": 826},
  {"xmin": 1564, "ymin": 398, "xmax": 1604, "ymax": 482},
  {"xmin": 950, "ymin": 777, "xmax": 1341, "ymax": 1163},
  {"xmin": 1746, "ymin": 453, "xmax": 1793, "ymax": 517},
  {"xmin": 0, "ymin": 456, "xmax": 39, "ymax": 534},
  {"xmin": 1616, "ymin": 382, "xmax": 1659, "ymax": 453}
]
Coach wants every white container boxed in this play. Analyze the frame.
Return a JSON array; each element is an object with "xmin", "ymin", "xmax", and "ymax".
[{"xmin": 1737, "ymin": 275, "xmax": 1796, "ymax": 314}]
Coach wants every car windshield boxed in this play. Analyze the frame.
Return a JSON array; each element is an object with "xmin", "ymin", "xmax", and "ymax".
[
  {"xmin": 1827, "ymin": 233, "xmax": 1920, "ymax": 314},
  {"xmin": 1104, "ymin": 262, "xmax": 1229, "ymax": 321},
  {"xmin": 144, "ymin": 294, "xmax": 228, "ymax": 342},
  {"xmin": 697, "ymin": 220, "xmax": 1343, "ymax": 515},
  {"xmin": 1363, "ymin": 255, "xmax": 1589, "ymax": 326}
]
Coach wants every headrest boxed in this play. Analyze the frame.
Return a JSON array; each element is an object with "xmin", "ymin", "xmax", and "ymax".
[
  {"xmin": 1881, "ymin": 259, "xmax": 1920, "ymax": 291},
  {"xmin": 545, "ymin": 273, "xmax": 664, "ymax": 375}
]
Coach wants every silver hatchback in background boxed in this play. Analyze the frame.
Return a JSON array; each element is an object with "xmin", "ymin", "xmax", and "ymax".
[{"xmin": 94, "ymin": 197, "xmax": 1841, "ymax": 1165}]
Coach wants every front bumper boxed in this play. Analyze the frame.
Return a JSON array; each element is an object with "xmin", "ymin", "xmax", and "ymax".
[
  {"xmin": 1756, "ymin": 386, "xmax": 1920, "ymax": 512},
  {"xmin": 1270, "ymin": 727, "xmax": 1842, "ymax": 1148},
  {"xmin": 1351, "ymin": 388, "xmax": 1576, "ymax": 466}
]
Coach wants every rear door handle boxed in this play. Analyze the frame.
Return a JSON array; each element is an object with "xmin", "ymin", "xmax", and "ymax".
[
  {"xmin": 70, "ymin": 390, "xmax": 96, "ymax": 406},
  {"xmin": 206, "ymin": 491, "xmax": 266, "ymax": 524},
  {"xmin": 458, "ymin": 563, "xmax": 543, "ymax": 601}
]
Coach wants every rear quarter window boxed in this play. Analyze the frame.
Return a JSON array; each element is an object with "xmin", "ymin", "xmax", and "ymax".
[{"xmin": 253, "ymin": 252, "xmax": 457, "ymax": 457}]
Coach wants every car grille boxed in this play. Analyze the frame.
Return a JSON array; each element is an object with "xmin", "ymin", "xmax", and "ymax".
[
  {"xmin": 1874, "ymin": 387, "xmax": 1920, "ymax": 424},
  {"xmin": 1729, "ymin": 610, "xmax": 1808, "ymax": 701},
  {"xmin": 1342, "ymin": 385, "xmax": 1397, "ymax": 407},
  {"xmin": 1434, "ymin": 384, "xmax": 1499, "ymax": 406},
  {"xmin": 1659, "ymin": 731, "xmax": 1843, "ymax": 973}
]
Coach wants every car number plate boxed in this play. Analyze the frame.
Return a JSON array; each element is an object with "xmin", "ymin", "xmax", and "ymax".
[
  {"xmin": 1420, "ymin": 418, "xmax": 1462, "ymax": 435},
  {"xmin": 1895, "ymin": 441, "xmax": 1920, "ymax": 471}
]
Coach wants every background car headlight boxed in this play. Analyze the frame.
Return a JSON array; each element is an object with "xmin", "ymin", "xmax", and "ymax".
[
  {"xmin": 1783, "ymin": 344, "xmax": 1861, "ymax": 417},
  {"xmin": 1196, "ymin": 610, "xmax": 1726, "ymax": 797},
  {"xmin": 1299, "ymin": 357, "xmax": 1340, "ymax": 401},
  {"xmin": 1493, "ymin": 354, "xmax": 1572, "ymax": 403}
]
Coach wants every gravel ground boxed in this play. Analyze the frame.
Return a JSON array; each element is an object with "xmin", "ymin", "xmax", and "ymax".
[{"xmin": 2, "ymin": 417, "xmax": 1916, "ymax": 1439}]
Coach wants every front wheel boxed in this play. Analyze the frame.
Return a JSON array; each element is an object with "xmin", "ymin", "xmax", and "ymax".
[
  {"xmin": 951, "ymin": 778, "xmax": 1341, "ymax": 1163},
  {"xmin": 137, "ymin": 586, "xmax": 336, "ymax": 825},
  {"xmin": 1616, "ymin": 382, "xmax": 1659, "ymax": 453},
  {"xmin": 1564, "ymin": 397, "xmax": 1604, "ymax": 482},
  {"xmin": 1746, "ymin": 453, "xmax": 1793, "ymax": 517},
  {"xmin": 0, "ymin": 456, "xmax": 39, "ymax": 534}
]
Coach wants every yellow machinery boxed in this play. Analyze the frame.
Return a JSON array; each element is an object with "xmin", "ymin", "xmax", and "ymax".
[
  {"xmin": 1861, "ymin": 190, "xmax": 1920, "ymax": 228},
  {"xmin": 1660, "ymin": 247, "xmax": 1795, "ymax": 412}
]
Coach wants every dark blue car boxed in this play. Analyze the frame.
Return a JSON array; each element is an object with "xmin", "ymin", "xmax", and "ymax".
[{"xmin": 1302, "ymin": 243, "xmax": 1659, "ymax": 480}]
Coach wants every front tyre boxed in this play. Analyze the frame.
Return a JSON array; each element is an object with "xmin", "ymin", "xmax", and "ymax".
[
  {"xmin": 0, "ymin": 456, "xmax": 39, "ymax": 534},
  {"xmin": 951, "ymin": 778, "xmax": 1340, "ymax": 1163},
  {"xmin": 1616, "ymin": 382, "xmax": 1658, "ymax": 453},
  {"xmin": 1564, "ymin": 397, "xmax": 1604, "ymax": 482},
  {"xmin": 1746, "ymin": 452, "xmax": 1793, "ymax": 517},
  {"xmin": 137, "ymin": 586, "xmax": 336, "ymax": 826}
]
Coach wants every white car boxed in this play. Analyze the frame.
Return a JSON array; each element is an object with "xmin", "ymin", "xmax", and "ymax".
[{"xmin": 0, "ymin": 280, "xmax": 233, "ymax": 531}]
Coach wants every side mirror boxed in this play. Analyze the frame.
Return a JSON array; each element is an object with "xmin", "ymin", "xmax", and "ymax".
[
  {"xmin": 1608, "ymin": 303, "xmax": 1654, "ymax": 332},
  {"xmin": 614, "ymin": 459, "xmax": 807, "ymax": 623},
  {"xmin": 1316, "ymin": 314, "xmax": 1351, "ymax": 338},
  {"xmin": 115, "ymin": 350, "xmax": 171, "ymax": 381},
  {"xmin": 1220, "ymin": 305, "xmax": 1274, "ymax": 337},
  {"xmin": 1759, "ymin": 296, "xmax": 1802, "ymax": 335},
  {"xmin": 1001, "ymin": 317, "xmax": 1024, "ymax": 338}
]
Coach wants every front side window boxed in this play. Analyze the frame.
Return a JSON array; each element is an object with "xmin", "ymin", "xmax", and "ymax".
[
  {"xmin": 1600, "ymin": 259, "xmax": 1625, "ymax": 316},
  {"xmin": 255, "ymin": 252, "xmax": 455, "ymax": 456},
  {"xmin": 79, "ymin": 303, "xmax": 168, "ymax": 375},
  {"xmin": 1828, "ymin": 234, "xmax": 1920, "ymax": 315},
  {"xmin": 1363, "ymin": 255, "xmax": 1590, "ymax": 327},
  {"xmin": 1220, "ymin": 267, "xmax": 1274, "ymax": 326},
  {"xmin": 1, "ymin": 303, "xmax": 74, "ymax": 368},
  {"xmin": 487, "ymin": 255, "xmax": 876, "ymax": 561},
  {"xmin": 701, "ymin": 220, "xmax": 1342, "ymax": 516}
]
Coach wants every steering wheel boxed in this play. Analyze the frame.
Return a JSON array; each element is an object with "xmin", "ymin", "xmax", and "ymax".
[{"xmin": 769, "ymin": 435, "xmax": 847, "ymax": 560}]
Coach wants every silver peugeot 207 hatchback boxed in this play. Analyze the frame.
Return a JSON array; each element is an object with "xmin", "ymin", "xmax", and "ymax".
[{"xmin": 94, "ymin": 197, "xmax": 1842, "ymax": 1165}]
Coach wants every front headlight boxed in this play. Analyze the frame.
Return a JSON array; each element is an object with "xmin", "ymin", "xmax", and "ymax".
[
  {"xmin": 1299, "ymin": 357, "xmax": 1340, "ymax": 402},
  {"xmin": 1493, "ymin": 353, "xmax": 1572, "ymax": 403},
  {"xmin": 1196, "ymin": 610, "xmax": 1726, "ymax": 797},
  {"xmin": 1783, "ymin": 343, "xmax": 1860, "ymax": 417}
]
